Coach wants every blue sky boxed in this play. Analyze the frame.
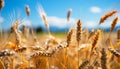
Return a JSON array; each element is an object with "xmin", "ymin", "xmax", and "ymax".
[{"xmin": 1, "ymin": 0, "xmax": 120, "ymax": 31}]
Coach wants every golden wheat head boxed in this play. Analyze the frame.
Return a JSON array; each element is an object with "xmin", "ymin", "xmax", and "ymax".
[
  {"xmin": 99, "ymin": 10, "xmax": 117, "ymax": 24},
  {"xmin": 0, "ymin": 0, "xmax": 4, "ymax": 11},
  {"xmin": 25, "ymin": 5, "xmax": 30, "ymax": 16},
  {"xmin": 76, "ymin": 19, "xmax": 82, "ymax": 44},
  {"xmin": 117, "ymin": 29, "xmax": 120, "ymax": 40},
  {"xmin": 67, "ymin": 8, "xmax": 72, "ymax": 21},
  {"xmin": 110, "ymin": 17, "xmax": 118, "ymax": 32},
  {"xmin": 108, "ymin": 47, "xmax": 120, "ymax": 57},
  {"xmin": 79, "ymin": 60, "xmax": 89, "ymax": 69},
  {"xmin": 67, "ymin": 29, "xmax": 74, "ymax": 47},
  {"xmin": 91, "ymin": 30, "xmax": 100, "ymax": 50},
  {"xmin": 101, "ymin": 48, "xmax": 107, "ymax": 69}
]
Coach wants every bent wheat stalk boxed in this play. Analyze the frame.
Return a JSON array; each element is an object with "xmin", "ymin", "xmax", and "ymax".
[
  {"xmin": 99, "ymin": 10, "xmax": 117, "ymax": 24},
  {"xmin": 108, "ymin": 17, "xmax": 118, "ymax": 40}
]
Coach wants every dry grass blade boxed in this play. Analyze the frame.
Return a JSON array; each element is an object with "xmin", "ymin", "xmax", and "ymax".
[
  {"xmin": 110, "ymin": 17, "xmax": 118, "ymax": 32},
  {"xmin": 25, "ymin": 5, "xmax": 30, "ymax": 16},
  {"xmin": 0, "ymin": 60, "xmax": 5, "ymax": 69},
  {"xmin": 101, "ymin": 48, "xmax": 107, "ymax": 69},
  {"xmin": 0, "ymin": 0, "xmax": 4, "ymax": 11},
  {"xmin": 67, "ymin": 8, "xmax": 72, "ymax": 21},
  {"xmin": 76, "ymin": 19, "xmax": 82, "ymax": 45},
  {"xmin": 99, "ymin": 10, "xmax": 117, "ymax": 24}
]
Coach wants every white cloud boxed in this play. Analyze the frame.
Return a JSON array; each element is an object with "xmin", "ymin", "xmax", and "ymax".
[
  {"xmin": 0, "ymin": 16, "xmax": 4, "ymax": 23},
  {"xmin": 99, "ymin": 22, "xmax": 111, "ymax": 28},
  {"xmin": 84, "ymin": 21, "xmax": 97, "ymax": 28},
  {"xmin": 21, "ymin": 19, "xmax": 32, "ymax": 26},
  {"xmin": 47, "ymin": 16, "xmax": 77, "ymax": 28},
  {"xmin": 90, "ymin": 6, "xmax": 101, "ymax": 13}
]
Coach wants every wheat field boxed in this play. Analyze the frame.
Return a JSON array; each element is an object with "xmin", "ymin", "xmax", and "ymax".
[{"xmin": 0, "ymin": 0, "xmax": 120, "ymax": 69}]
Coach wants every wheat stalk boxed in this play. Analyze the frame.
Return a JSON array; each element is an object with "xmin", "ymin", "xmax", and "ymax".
[
  {"xmin": 22, "ymin": 25, "xmax": 28, "ymax": 38},
  {"xmin": 25, "ymin": 5, "xmax": 30, "ymax": 16},
  {"xmin": 76, "ymin": 19, "xmax": 82, "ymax": 45},
  {"xmin": 0, "ymin": 0, "xmax": 4, "ymax": 11},
  {"xmin": 76, "ymin": 19, "xmax": 82, "ymax": 69},
  {"xmin": 0, "ymin": 49, "xmax": 14, "ymax": 57},
  {"xmin": 89, "ymin": 30, "xmax": 100, "ymax": 61},
  {"xmin": 88, "ymin": 29, "xmax": 95, "ymax": 39},
  {"xmin": 15, "ymin": 47, "xmax": 27, "ymax": 52},
  {"xmin": 37, "ymin": 5, "xmax": 51, "ymax": 35},
  {"xmin": 31, "ymin": 51, "xmax": 52, "ymax": 58},
  {"xmin": 65, "ymin": 29, "xmax": 74, "ymax": 69},
  {"xmin": 67, "ymin": 8, "xmax": 72, "ymax": 21},
  {"xmin": 91, "ymin": 30, "xmax": 100, "ymax": 51},
  {"xmin": 110, "ymin": 17, "xmax": 118, "ymax": 32},
  {"xmin": 117, "ymin": 29, "xmax": 120, "ymax": 42},
  {"xmin": 79, "ymin": 60, "xmax": 89, "ymax": 69},
  {"xmin": 0, "ymin": 0, "xmax": 4, "ymax": 39},
  {"xmin": 101, "ymin": 48, "xmax": 107, "ymax": 69},
  {"xmin": 0, "ymin": 60, "xmax": 5, "ymax": 69},
  {"xmin": 66, "ymin": 29, "xmax": 74, "ymax": 47},
  {"xmin": 108, "ymin": 47, "xmax": 120, "ymax": 57},
  {"xmin": 99, "ymin": 10, "xmax": 117, "ymax": 24},
  {"xmin": 15, "ymin": 30, "xmax": 21, "ymax": 48}
]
